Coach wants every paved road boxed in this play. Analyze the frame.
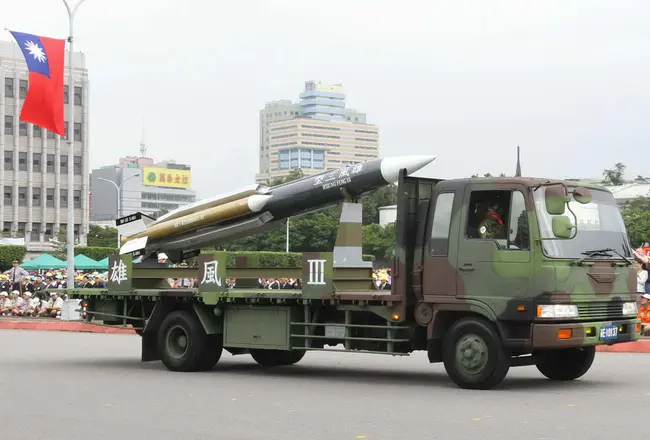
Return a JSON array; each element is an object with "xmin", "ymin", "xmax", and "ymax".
[{"xmin": 1, "ymin": 330, "xmax": 647, "ymax": 440}]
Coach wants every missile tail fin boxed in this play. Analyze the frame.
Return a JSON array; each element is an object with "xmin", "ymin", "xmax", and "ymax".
[
  {"xmin": 120, "ymin": 236, "xmax": 148, "ymax": 256},
  {"xmin": 116, "ymin": 212, "xmax": 155, "ymax": 237}
]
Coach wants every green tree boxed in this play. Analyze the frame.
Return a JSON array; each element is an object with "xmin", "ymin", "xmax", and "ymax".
[
  {"xmin": 361, "ymin": 184, "xmax": 397, "ymax": 225},
  {"xmin": 362, "ymin": 223, "xmax": 396, "ymax": 261},
  {"xmin": 621, "ymin": 196, "xmax": 650, "ymax": 247},
  {"xmin": 50, "ymin": 226, "xmax": 80, "ymax": 260},
  {"xmin": 87, "ymin": 224, "xmax": 117, "ymax": 247},
  {"xmin": 603, "ymin": 162, "xmax": 626, "ymax": 186}
]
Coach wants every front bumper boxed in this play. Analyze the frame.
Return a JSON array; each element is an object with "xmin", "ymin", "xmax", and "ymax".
[{"xmin": 532, "ymin": 318, "xmax": 640, "ymax": 349}]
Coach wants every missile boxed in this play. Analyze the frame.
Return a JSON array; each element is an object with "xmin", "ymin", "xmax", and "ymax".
[{"xmin": 118, "ymin": 154, "xmax": 435, "ymax": 259}]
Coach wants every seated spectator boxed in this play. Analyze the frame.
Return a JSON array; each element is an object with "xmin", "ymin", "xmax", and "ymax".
[
  {"xmin": 38, "ymin": 291, "xmax": 64, "ymax": 318},
  {"xmin": 638, "ymin": 293, "xmax": 650, "ymax": 336},
  {"xmin": 0, "ymin": 291, "xmax": 9, "ymax": 315}
]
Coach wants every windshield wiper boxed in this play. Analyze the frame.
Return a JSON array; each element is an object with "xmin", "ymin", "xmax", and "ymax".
[{"xmin": 575, "ymin": 248, "xmax": 633, "ymax": 266}]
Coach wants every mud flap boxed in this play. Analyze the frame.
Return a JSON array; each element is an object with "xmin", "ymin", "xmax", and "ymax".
[{"xmin": 140, "ymin": 299, "xmax": 176, "ymax": 362}]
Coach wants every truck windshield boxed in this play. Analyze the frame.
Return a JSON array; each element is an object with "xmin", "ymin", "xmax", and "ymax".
[{"xmin": 533, "ymin": 186, "xmax": 632, "ymax": 259}]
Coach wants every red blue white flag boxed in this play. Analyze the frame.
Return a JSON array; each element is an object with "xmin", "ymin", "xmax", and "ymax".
[{"xmin": 8, "ymin": 30, "xmax": 66, "ymax": 136}]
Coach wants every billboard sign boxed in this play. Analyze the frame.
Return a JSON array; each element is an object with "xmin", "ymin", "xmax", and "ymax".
[{"xmin": 143, "ymin": 167, "xmax": 191, "ymax": 189}]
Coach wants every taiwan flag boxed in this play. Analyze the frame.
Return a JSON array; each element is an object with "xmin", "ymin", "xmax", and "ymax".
[{"xmin": 9, "ymin": 30, "xmax": 66, "ymax": 136}]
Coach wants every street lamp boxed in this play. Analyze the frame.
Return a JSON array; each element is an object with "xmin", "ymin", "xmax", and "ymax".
[
  {"xmin": 98, "ymin": 173, "xmax": 140, "ymax": 248},
  {"xmin": 62, "ymin": 0, "xmax": 89, "ymax": 288}
]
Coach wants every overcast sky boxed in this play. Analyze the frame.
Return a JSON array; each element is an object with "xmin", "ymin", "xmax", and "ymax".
[{"xmin": 4, "ymin": 0, "xmax": 650, "ymax": 198}]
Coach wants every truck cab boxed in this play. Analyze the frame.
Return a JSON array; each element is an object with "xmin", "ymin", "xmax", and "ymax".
[{"xmin": 399, "ymin": 174, "xmax": 640, "ymax": 388}]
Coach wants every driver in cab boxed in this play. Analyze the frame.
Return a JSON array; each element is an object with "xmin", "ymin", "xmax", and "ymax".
[{"xmin": 478, "ymin": 200, "xmax": 506, "ymax": 240}]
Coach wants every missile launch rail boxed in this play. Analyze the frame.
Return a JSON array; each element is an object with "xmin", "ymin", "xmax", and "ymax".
[{"xmin": 67, "ymin": 167, "xmax": 641, "ymax": 390}]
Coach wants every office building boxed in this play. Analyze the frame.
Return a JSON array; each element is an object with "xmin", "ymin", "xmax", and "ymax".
[
  {"xmin": 0, "ymin": 39, "xmax": 89, "ymax": 255},
  {"xmin": 90, "ymin": 156, "xmax": 197, "ymax": 221},
  {"xmin": 256, "ymin": 80, "xmax": 379, "ymax": 183}
]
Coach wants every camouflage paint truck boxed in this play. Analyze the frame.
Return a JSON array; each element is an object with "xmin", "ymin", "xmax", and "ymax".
[{"xmin": 69, "ymin": 171, "xmax": 640, "ymax": 389}]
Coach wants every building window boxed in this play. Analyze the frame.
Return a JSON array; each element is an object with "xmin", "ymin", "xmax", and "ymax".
[
  {"xmin": 33, "ymin": 125, "xmax": 42, "ymax": 138},
  {"xmin": 4, "ymin": 78, "xmax": 13, "ymax": 98},
  {"xmin": 18, "ymin": 152, "xmax": 27, "ymax": 171},
  {"xmin": 2, "ymin": 222, "xmax": 10, "ymax": 235},
  {"xmin": 74, "ymin": 122, "xmax": 82, "ymax": 141},
  {"xmin": 73, "ymin": 190, "xmax": 81, "ymax": 208},
  {"xmin": 33, "ymin": 153, "xmax": 41, "ymax": 172},
  {"xmin": 47, "ymin": 154, "xmax": 54, "ymax": 172},
  {"xmin": 17, "ymin": 222, "xmax": 25, "ymax": 238},
  {"xmin": 63, "ymin": 122, "xmax": 68, "ymax": 140},
  {"xmin": 33, "ymin": 187, "xmax": 41, "ymax": 207},
  {"xmin": 4, "ymin": 115, "xmax": 13, "ymax": 135},
  {"xmin": 46, "ymin": 189, "xmax": 54, "ymax": 207},
  {"xmin": 73, "ymin": 156, "xmax": 81, "ymax": 175},
  {"xmin": 60, "ymin": 154, "xmax": 68, "ymax": 173},
  {"xmin": 4, "ymin": 186, "xmax": 11, "ymax": 205},
  {"xmin": 4, "ymin": 151, "xmax": 13, "ymax": 170},
  {"xmin": 45, "ymin": 223, "xmax": 53, "ymax": 239},
  {"xmin": 74, "ymin": 86, "xmax": 82, "ymax": 105},
  {"xmin": 31, "ymin": 223, "xmax": 40, "ymax": 241},
  {"xmin": 278, "ymin": 148, "xmax": 324, "ymax": 170},
  {"xmin": 19, "ymin": 80, "xmax": 28, "ymax": 99},
  {"xmin": 74, "ymin": 224, "xmax": 80, "ymax": 238},
  {"xmin": 64, "ymin": 85, "xmax": 69, "ymax": 104},
  {"xmin": 18, "ymin": 187, "xmax": 27, "ymax": 206},
  {"xmin": 19, "ymin": 122, "xmax": 27, "ymax": 136},
  {"xmin": 47, "ymin": 129, "xmax": 55, "ymax": 139},
  {"xmin": 60, "ymin": 189, "xmax": 68, "ymax": 208}
]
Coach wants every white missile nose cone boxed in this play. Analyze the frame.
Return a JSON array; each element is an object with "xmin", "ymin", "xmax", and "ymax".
[
  {"xmin": 248, "ymin": 194, "xmax": 272, "ymax": 212},
  {"xmin": 380, "ymin": 155, "xmax": 437, "ymax": 183}
]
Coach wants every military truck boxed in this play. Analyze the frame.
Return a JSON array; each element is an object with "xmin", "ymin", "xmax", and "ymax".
[{"xmin": 70, "ymin": 169, "xmax": 640, "ymax": 389}]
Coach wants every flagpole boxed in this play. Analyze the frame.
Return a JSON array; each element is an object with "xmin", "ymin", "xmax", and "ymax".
[{"xmin": 62, "ymin": 0, "xmax": 88, "ymax": 289}]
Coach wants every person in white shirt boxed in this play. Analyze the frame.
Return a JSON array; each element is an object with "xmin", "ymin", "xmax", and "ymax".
[{"xmin": 637, "ymin": 261, "xmax": 648, "ymax": 294}]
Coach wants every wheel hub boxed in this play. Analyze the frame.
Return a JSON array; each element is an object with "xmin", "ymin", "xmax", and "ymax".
[
  {"xmin": 456, "ymin": 333, "xmax": 488, "ymax": 374},
  {"xmin": 167, "ymin": 325, "xmax": 189, "ymax": 359}
]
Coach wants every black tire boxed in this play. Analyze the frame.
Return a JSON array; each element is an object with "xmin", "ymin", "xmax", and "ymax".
[
  {"xmin": 535, "ymin": 346, "xmax": 595, "ymax": 381},
  {"xmin": 442, "ymin": 317, "xmax": 510, "ymax": 390},
  {"xmin": 197, "ymin": 334, "xmax": 224, "ymax": 371},
  {"xmin": 158, "ymin": 310, "xmax": 220, "ymax": 372},
  {"xmin": 250, "ymin": 349, "xmax": 306, "ymax": 367}
]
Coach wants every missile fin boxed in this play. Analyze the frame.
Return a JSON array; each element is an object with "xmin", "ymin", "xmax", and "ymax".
[
  {"xmin": 120, "ymin": 236, "xmax": 148, "ymax": 256},
  {"xmin": 116, "ymin": 212, "xmax": 155, "ymax": 237}
]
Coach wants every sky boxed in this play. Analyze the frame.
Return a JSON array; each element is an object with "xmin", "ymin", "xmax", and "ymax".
[{"xmin": 4, "ymin": 0, "xmax": 650, "ymax": 199}]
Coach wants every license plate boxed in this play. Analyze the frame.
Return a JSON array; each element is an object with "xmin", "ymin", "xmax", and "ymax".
[{"xmin": 599, "ymin": 325, "xmax": 618, "ymax": 341}]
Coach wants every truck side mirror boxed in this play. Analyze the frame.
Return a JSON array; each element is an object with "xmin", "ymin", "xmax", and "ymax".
[
  {"xmin": 552, "ymin": 215, "xmax": 574, "ymax": 239},
  {"xmin": 544, "ymin": 185, "xmax": 568, "ymax": 215},
  {"xmin": 572, "ymin": 186, "xmax": 592, "ymax": 204}
]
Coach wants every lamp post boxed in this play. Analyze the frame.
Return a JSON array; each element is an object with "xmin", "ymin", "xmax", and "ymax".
[
  {"xmin": 62, "ymin": 0, "xmax": 88, "ymax": 287},
  {"xmin": 286, "ymin": 218, "xmax": 289, "ymax": 252},
  {"xmin": 98, "ymin": 173, "xmax": 140, "ymax": 249}
]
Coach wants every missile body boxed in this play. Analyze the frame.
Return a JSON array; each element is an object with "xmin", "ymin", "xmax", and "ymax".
[{"xmin": 118, "ymin": 155, "xmax": 435, "ymax": 258}]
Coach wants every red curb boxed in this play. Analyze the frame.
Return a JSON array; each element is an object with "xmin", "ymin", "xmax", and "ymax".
[
  {"xmin": 0, "ymin": 320, "xmax": 136, "ymax": 334},
  {"xmin": 596, "ymin": 340, "xmax": 650, "ymax": 353}
]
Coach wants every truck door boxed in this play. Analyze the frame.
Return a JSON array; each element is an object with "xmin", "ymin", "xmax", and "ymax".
[
  {"xmin": 456, "ymin": 183, "xmax": 533, "ymax": 314},
  {"xmin": 421, "ymin": 182, "xmax": 462, "ymax": 297}
]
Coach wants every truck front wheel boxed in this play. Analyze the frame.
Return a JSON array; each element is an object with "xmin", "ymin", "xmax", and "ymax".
[
  {"xmin": 442, "ymin": 317, "xmax": 510, "ymax": 390},
  {"xmin": 250, "ymin": 349, "xmax": 306, "ymax": 367},
  {"xmin": 158, "ymin": 310, "xmax": 222, "ymax": 372},
  {"xmin": 535, "ymin": 347, "xmax": 595, "ymax": 381}
]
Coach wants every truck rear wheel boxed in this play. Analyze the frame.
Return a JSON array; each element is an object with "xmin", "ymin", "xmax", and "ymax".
[
  {"xmin": 442, "ymin": 317, "xmax": 510, "ymax": 390},
  {"xmin": 158, "ymin": 310, "xmax": 222, "ymax": 372},
  {"xmin": 250, "ymin": 349, "xmax": 306, "ymax": 367},
  {"xmin": 535, "ymin": 347, "xmax": 595, "ymax": 381}
]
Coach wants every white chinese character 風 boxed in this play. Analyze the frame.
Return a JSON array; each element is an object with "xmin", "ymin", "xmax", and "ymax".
[
  {"xmin": 110, "ymin": 260, "xmax": 128, "ymax": 284},
  {"xmin": 201, "ymin": 260, "xmax": 222, "ymax": 286},
  {"xmin": 314, "ymin": 176, "xmax": 324, "ymax": 186},
  {"xmin": 351, "ymin": 163, "xmax": 363, "ymax": 174},
  {"xmin": 338, "ymin": 167, "xmax": 350, "ymax": 178}
]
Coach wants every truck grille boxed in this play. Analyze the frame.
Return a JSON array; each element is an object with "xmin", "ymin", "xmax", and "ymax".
[{"xmin": 576, "ymin": 302, "xmax": 624, "ymax": 320}]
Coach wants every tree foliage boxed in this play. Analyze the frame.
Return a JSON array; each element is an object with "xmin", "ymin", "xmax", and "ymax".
[
  {"xmin": 621, "ymin": 196, "xmax": 650, "ymax": 247},
  {"xmin": 0, "ymin": 245, "xmax": 27, "ymax": 271},
  {"xmin": 87, "ymin": 224, "xmax": 117, "ymax": 248},
  {"xmin": 603, "ymin": 162, "xmax": 626, "ymax": 186}
]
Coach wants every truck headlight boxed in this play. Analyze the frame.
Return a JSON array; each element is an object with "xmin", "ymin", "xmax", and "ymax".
[
  {"xmin": 622, "ymin": 302, "xmax": 638, "ymax": 315},
  {"xmin": 537, "ymin": 304, "xmax": 579, "ymax": 318}
]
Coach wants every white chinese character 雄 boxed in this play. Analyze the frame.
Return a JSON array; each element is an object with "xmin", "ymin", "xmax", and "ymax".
[{"xmin": 110, "ymin": 260, "xmax": 128, "ymax": 284}]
